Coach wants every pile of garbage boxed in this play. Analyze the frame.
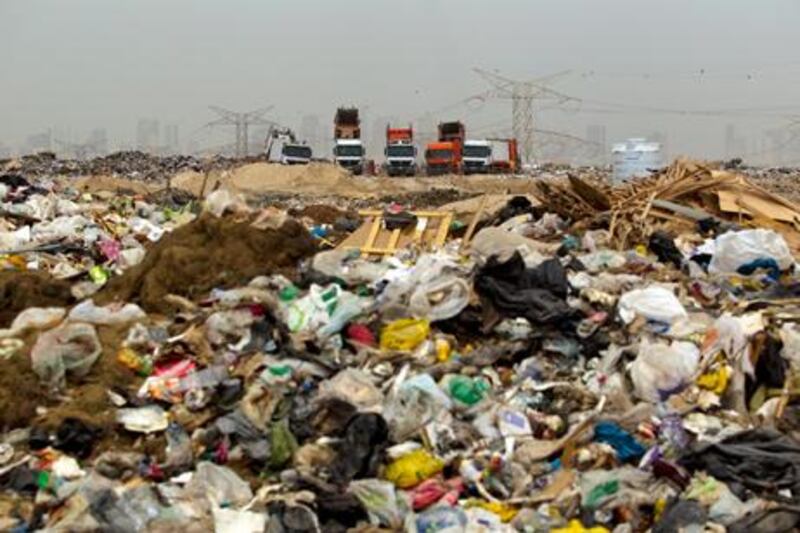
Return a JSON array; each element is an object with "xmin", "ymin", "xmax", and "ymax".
[
  {"xmin": 2, "ymin": 159, "xmax": 800, "ymax": 531},
  {"xmin": 2, "ymin": 151, "xmax": 244, "ymax": 182}
]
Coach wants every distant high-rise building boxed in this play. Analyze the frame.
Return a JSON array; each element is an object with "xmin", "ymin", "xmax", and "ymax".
[
  {"xmin": 724, "ymin": 124, "xmax": 747, "ymax": 161},
  {"xmin": 136, "ymin": 119, "xmax": 160, "ymax": 153},
  {"xmin": 647, "ymin": 131, "xmax": 669, "ymax": 160},
  {"xmin": 765, "ymin": 128, "xmax": 789, "ymax": 166},
  {"xmin": 88, "ymin": 128, "xmax": 108, "ymax": 155},
  {"xmin": 163, "ymin": 124, "xmax": 179, "ymax": 154},
  {"xmin": 24, "ymin": 129, "xmax": 52, "ymax": 154}
]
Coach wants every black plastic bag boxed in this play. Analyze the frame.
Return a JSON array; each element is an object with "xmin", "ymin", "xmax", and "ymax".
[
  {"xmin": 475, "ymin": 252, "xmax": 576, "ymax": 325},
  {"xmin": 329, "ymin": 413, "xmax": 389, "ymax": 485}
]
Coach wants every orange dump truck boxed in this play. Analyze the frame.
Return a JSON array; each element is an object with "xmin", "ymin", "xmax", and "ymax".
[
  {"xmin": 489, "ymin": 138, "xmax": 519, "ymax": 174},
  {"xmin": 425, "ymin": 121, "xmax": 465, "ymax": 175},
  {"xmin": 384, "ymin": 125, "xmax": 417, "ymax": 177}
]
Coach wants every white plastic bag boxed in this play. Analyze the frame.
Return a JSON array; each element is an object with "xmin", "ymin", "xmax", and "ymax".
[
  {"xmin": 407, "ymin": 275, "xmax": 470, "ymax": 322},
  {"xmin": 30, "ymin": 323, "xmax": 102, "ymax": 389},
  {"xmin": 188, "ymin": 461, "xmax": 253, "ymax": 507},
  {"xmin": 67, "ymin": 300, "xmax": 146, "ymax": 325},
  {"xmin": 618, "ymin": 286, "xmax": 687, "ymax": 324},
  {"xmin": 6, "ymin": 307, "xmax": 65, "ymax": 334},
  {"xmin": 378, "ymin": 253, "xmax": 470, "ymax": 321},
  {"xmin": 315, "ymin": 368, "xmax": 384, "ymax": 411},
  {"xmin": 470, "ymin": 226, "xmax": 549, "ymax": 266},
  {"xmin": 709, "ymin": 229, "xmax": 793, "ymax": 274},
  {"xmin": 630, "ymin": 339, "xmax": 699, "ymax": 402}
]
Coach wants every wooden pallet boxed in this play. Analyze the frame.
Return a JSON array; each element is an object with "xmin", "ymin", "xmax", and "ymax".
[{"xmin": 341, "ymin": 210, "xmax": 454, "ymax": 256}]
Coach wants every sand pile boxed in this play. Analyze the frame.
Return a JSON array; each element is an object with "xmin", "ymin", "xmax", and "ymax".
[{"xmin": 96, "ymin": 213, "xmax": 316, "ymax": 314}]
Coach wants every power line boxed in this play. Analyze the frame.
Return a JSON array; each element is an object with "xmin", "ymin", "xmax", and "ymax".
[
  {"xmin": 472, "ymin": 68, "xmax": 579, "ymax": 164},
  {"xmin": 204, "ymin": 106, "xmax": 278, "ymax": 157}
]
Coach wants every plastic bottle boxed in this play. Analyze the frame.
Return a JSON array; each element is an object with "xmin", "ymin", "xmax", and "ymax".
[{"xmin": 117, "ymin": 347, "xmax": 153, "ymax": 376}]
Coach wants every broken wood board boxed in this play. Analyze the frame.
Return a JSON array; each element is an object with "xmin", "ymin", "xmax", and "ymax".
[{"xmin": 717, "ymin": 189, "xmax": 800, "ymax": 224}]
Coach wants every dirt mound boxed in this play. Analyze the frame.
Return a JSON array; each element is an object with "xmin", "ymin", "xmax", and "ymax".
[
  {"xmin": 0, "ymin": 271, "xmax": 74, "ymax": 328},
  {"xmin": 379, "ymin": 188, "xmax": 478, "ymax": 208},
  {"xmin": 96, "ymin": 213, "xmax": 316, "ymax": 314},
  {"xmin": 0, "ymin": 325, "xmax": 136, "ymax": 432},
  {"xmin": 292, "ymin": 204, "xmax": 350, "ymax": 225}
]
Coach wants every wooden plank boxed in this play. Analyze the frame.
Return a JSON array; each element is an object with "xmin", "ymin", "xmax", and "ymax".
[
  {"xmin": 460, "ymin": 195, "xmax": 488, "ymax": 251},
  {"xmin": 434, "ymin": 212, "xmax": 453, "ymax": 248},
  {"xmin": 363, "ymin": 217, "xmax": 381, "ymax": 251},
  {"xmin": 386, "ymin": 228, "xmax": 401, "ymax": 253},
  {"xmin": 717, "ymin": 189, "xmax": 800, "ymax": 223}
]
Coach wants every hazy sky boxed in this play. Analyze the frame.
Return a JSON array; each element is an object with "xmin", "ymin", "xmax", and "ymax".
[{"xmin": 3, "ymin": 0, "xmax": 800, "ymax": 162}]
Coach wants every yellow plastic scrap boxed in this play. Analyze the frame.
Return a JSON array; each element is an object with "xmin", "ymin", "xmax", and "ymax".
[
  {"xmin": 465, "ymin": 499, "xmax": 519, "ymax": 522},
  {"xmin": 384, "ymin": 449, "xmax": 443, "ymax": 488},
  {"xmin": 697, "ymin": 365, "xmax": 731, "ymax": 395},
  {"xmin": 379, "ymin": 318, "xmax": 430, "ymax": 352},
  {"xmin": 552, "ymin": 519, "xmax": 610, "ymax": 533},
  {"xmin": 435, "ymin": 338, "xmax": 451, "ymax": 362}
]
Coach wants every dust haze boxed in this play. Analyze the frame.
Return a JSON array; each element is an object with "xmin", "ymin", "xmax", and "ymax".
[{"xmin": 2, "ymin": 0, "xmax": 800, "ymax": 163}]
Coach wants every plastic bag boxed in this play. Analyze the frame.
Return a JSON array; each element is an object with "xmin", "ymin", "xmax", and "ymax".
[
  {"xmin": 282, "ymin": 284, "xmax": 342, "ymax": 332},
  {"xmin": 780, "ymin": 322, "xmax": 800, "ymax": 370},
  {"xmin": 709, "ymin": 229, "xmax": 793, "ymax": 275},
  {"xmin": 316, "ymin": 369, "xmax": 384, "ymax": 411},
  {"xmin": 630, "ymin": 339, "xmax": 699, "ymax": 402},
  {"xmin": 116, "ymin": 405, "xmax": 169, "ymax": 433},
  {"xmin": 30, "ymin": 323, "xmax": 102, "ymax": 389},
  {"xmin": 442, "ymin": 374, "xmax": 491, "ymax": 408},
  {"xmin": 384, "ymin": 449, "xmax": 444, "ymax": 488},
  {"xmin": 3, "ymin": 306, "xmax": 65, "ymax": 336},
  {"xmin": 380, "ymin": 318, "xmax": 430, "ymax": 351},
  {"xmin": 377, "ymin": 253, "xmax": 470, "ymax": 321},
  {"xmin": 349, "ymin": 479, "xmax": 406, "ymax": 528},
  {"xmin": 384, "ymin": 373, "xmax": 452, "ymax": 441},
  {"xmin": 212, "ymin": 508, "xmax": 266, "ymax": 533},
  {"xmin": 204, "ymin": 189, "xmax": 248, "ymax": 217},
  {"xmin": 312, "ymin": 248, "xmax": 390, "ymax": 285},
  {"xmin": 188, "ymin": 461, "xmax": 253, "ymax": 507},
  {"xmin": 470, "ymin": 226, "xmax": 550, "ymax": 266},
  {"xmin": 618, "ymin": 286, "xmax": 687, "ymax": 324},
  {"xmin": 67, "ymin": 299, "xmax": 146, "ymax": 325},
  {"xmin": 416, "ymin": 506, "xmax": 468, "ymax": 533},
  {"xmin": 408, "ymin": 275, "xmax": 470, "ymax": 322}
]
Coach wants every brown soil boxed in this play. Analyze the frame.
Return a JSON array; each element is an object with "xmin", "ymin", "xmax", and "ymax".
[
  {"xmin": 0, "ymin": 325, "xmax": 138, "ymax": 434},
  {"xmin": 292, "ymin": 204, "xmax": 350, "ymax": 225},
  {"xmin": 0, "ymin": 271, "xmax": 74, "ymax": 328},
  {"xmin": 96, "ymin": 213, "xmax": 316, "ymax": 314}
]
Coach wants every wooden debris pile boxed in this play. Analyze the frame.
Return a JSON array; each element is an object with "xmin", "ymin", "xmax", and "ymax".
[{"xmin": 534, "ymin": 159, "xmax": 800, "ymax": 251}]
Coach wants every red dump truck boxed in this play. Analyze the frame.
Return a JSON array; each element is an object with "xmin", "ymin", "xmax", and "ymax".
[
  {"xmin": 489, "ymin": 138, "xmax": 519, "ymax": 174},
  {"xmin": 384, "ymin": 125, "xmax": 417, "ymax": 177},
  {"xmin": 425, "ymin": 121, "xmax": 465, "ymax": 175}
]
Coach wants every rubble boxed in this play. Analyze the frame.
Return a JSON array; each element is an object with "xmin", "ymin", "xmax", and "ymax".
[{"xmin": 1, "ymin": 157, "xmax": 800, "ymax": 531}]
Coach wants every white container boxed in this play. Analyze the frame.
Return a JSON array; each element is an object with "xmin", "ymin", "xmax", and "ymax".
[{"xmin": 612, "ymin": 138, "xmax": 663, "ymax": 182}]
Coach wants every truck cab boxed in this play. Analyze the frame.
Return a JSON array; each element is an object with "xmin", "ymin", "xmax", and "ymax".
[
  {"xmin": 425, "ymin": 141, "xmax": 460, "ymax": 175},
  {"xmin": 462, "ymin": 140, "xmax": 492, "ymax": 174},
  {"xmin": 384, "ymin": 126, "xmax": 417, "ymax": 177},
  {"xmin": 385, "ymin": 143, "xmax": 417, "ymax": 176},
  {"xmin": 333, "ymin": 139, "xmax": 365, "ymax": 175},
  {"xmin": 281, "ymin": 143, "xmax": 312, "ymax": 165}
]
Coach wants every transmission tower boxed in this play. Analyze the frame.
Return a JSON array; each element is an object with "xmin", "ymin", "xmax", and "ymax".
[
  {"xmin": 205, "ymin": 106, "xmax": 277, "ymax": 157},
  {"xmin": 473, "ymin": 69, "xmax": 579, "ymax": 165}
]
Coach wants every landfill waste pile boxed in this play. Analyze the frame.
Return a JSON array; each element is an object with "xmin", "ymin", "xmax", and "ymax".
[
  {"xmin": 2, "ymin": 151, "xmax": 241, "ymax": 182},
  {"xmin": 3, "ymin": 158, "xmax": 800, "ymax": 532}
]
